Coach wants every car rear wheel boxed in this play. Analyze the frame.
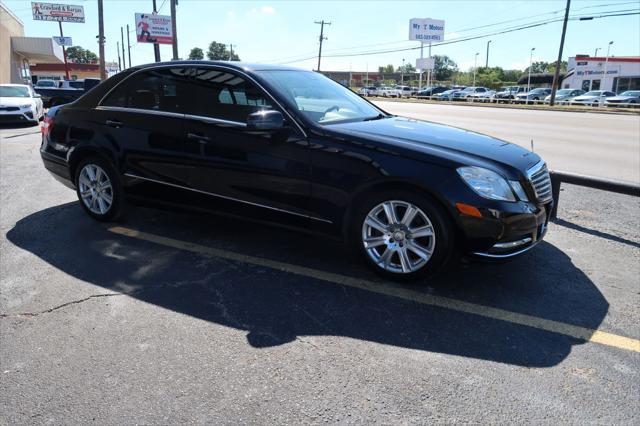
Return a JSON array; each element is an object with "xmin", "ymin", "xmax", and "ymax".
[
  {"xmin": 350, "ymin": 190, "xmax": 454, "ymax": 281},
  {"xmin": 74, "ymin": 157, "xmax": 124, "ymax": 222}
]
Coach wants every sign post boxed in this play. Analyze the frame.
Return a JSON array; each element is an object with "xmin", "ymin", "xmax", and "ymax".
[
  {"xmin": 409, "ymin": 18, "xmax": 444, "ymax": 91},
  {"xmin": 32, "ymin": 2, "xmax": 85, "ymax": 80}
]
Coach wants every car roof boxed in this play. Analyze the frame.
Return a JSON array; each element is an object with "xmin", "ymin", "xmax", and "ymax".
[
  {"xmin": 0, "ymin": 84, "xmax": 30, "ymax": 87},
  {"xmin": 134, "ymin": 60, "xmax": 305, "ymax": 72}
]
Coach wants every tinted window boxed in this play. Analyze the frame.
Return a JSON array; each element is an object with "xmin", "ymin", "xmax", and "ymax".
[
  {"xmin": 184, "ymin": 69, "xmax": 273, "ymax": 122},
  {"xmin": 101, "ymin": 67, "xmax": 192, "ymax": 113}
]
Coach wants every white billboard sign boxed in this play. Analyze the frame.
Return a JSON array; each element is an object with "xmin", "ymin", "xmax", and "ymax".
[
  {"xmin": 135, "ymin": 13, "xmax": 173, "ymax": 45},
  {"xmin": 416, "ymin": 57, "xmax": 435, "ymax": 70},
  {"xmin": 53, "ymin": 36, "xmax": 72, "ymax": 46},
  {"xmin": 409, "ymin": 18, "xmax": 445, "ymax": 43},
  {"xmin": 32, "ymin": 2, "xmax": 85, "ymax": 23}
]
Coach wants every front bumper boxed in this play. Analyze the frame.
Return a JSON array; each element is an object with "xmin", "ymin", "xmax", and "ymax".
[{"xmin": 0, "ymin": 110, "xmax": 36, "ymax": 123}]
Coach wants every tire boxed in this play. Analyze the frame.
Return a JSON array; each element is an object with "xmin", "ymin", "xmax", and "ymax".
[
  {"xmin": 74, "ymin": 156, "xmax": 124, "ymax": 222},
  {"xmin": 349, "ymin": 189, "xmax": 455, "ymax": 282}
]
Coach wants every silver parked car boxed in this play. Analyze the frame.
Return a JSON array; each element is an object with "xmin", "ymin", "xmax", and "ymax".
[
  {"xmin": 544, "ymin": 89, "xmax": 584, "ymax": 104},
  {"xmin": 515, "ymin": 88, "xmax": 552, "ymax": 104},
  {"xmin": 604, "ymin": 90, "xmax": 640, "ymax": 107}
]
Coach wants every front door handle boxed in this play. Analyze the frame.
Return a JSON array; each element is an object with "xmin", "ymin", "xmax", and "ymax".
[
  {"xmin": 105, "ymin": 119, "xmax": 123, "ymax": 128},
  {"xmin": 187, "ymin": 132, "xmax": 211, "ymax": 143}
]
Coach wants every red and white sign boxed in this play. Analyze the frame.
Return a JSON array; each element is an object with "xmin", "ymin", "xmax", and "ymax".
[
  {"xmin": 135, "ymin": 13, "xmax": 173, "ymax": 45},
  {"xmin": 32, "ymin": 2, "xmax": 85, "ymax": 23}
]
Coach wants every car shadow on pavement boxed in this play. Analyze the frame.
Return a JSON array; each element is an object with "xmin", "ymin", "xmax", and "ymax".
[{"xmin": 6, "ymin": 202, "xmax": 609, "ymax": 368}]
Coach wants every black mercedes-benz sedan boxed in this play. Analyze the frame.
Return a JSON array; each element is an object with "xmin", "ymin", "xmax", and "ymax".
[{"xmin": 40, "ymin": 61, "xmax": 552, "ymax": 280}]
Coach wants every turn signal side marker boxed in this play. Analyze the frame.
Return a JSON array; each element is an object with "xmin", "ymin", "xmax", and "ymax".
[{"xmin": 455, "ymin": 202, "xmax": 483, "ymax": 218}]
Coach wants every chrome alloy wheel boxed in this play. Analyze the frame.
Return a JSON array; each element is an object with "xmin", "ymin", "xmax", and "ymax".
[
  {"xmin": 78, "ymin": 164, "xmax": 113, "ymax": 215},
  {"xmin": 361, "ymin": 200, "xmax": 436, "ymax": 274}
]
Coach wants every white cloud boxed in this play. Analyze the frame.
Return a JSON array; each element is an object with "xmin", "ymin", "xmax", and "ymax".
[{"xmin": 250, "ymin": 6, "xmax": 276, "ymax": 15}]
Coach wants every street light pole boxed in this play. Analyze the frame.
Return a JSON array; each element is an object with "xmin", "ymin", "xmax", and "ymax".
[
  {"xmin": 527, "ymin": 47, "xmax": 536, "ymax": 92},
  {"xmin": 485, "ymin": 40, "xmax": 491, "ymax": 68},
  {"xmin": 473, "ymin": 52, "xmax": 479, "ymax": 87},
  {"xmin": 600, "ymin": 41, "xmax": 613, "ymax": 106},
  {"xmin": 594, "ymin": 47, "xmax": 600, "ymax": 57},
  {"xmin": 401, "ymin": 58, "xmax": 405, "ymax": 85}
]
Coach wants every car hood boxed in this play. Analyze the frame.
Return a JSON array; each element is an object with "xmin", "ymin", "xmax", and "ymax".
[
  {"xmin": 0, "ymin": 97, "xmax": 33, "ymax": 106},
  {"xmin": 325, "ymin": 116, "xmax": 540, "ymax": 176},
  {"xmin": 607, "ymin": 95, "xmax": 636, "ymax": 101}
]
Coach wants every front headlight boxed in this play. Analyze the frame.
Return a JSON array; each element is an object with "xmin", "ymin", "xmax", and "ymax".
[
  {"xmin": 20, "ymin": 104, "xmax": 32, "ymax": 109},
  {"xmin": 457, "ymin": 166, "xmax": 516, "ymax": 202}
]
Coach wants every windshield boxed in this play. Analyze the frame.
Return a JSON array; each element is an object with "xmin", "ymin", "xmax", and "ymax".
[
  {"xmin": 36, "ymin": 80, "xmax": 56, "ymax": 87},
  {"xmin": 0, "ymin": 86, "xmax": 30, "ymax": 97},
  {"xmin": 584, "ymin": 91, "xmax": 602, "ymax": 96},
  {"xmin": 257, "ymin": 70, "xmax": 383, "ymax": 125},
  {"xmin": 556, "ymin": 89, "xmax": 572, "ymax": 95},
  {"xmin": 620, "ymin": 91, "xmax": 640, "ymax": 96}
]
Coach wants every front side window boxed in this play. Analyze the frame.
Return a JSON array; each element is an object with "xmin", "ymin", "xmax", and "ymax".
[
  {"xmin": 257, "ymin": 70, "xmax": 384, "ymax": 125},
  {"xmin": 184, "ymin": 69, "xmax": 273, "ymax": 123},
  {"xmin": 101, "ymin": 67, "xmax": 192, "ymax": 113}
]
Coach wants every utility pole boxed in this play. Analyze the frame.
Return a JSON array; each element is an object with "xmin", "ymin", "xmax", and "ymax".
[
  {"xmin": 485, "ymin": 40, "xmax": 492, "ymax": 68},
  {"xmin": 152, "ymin": 0, "xmax": 160, "ymax": 62},
  {"xmin": 600, "ymin": 41, "xmax": 614, "ymax": 105},
  {"xmin": 97, "ymin": 0, "xmax": 106, "ymax": 80},
  {"xmin": 594, "ymin": 47, "xmax": 600, "ymax": 57},
  {"xmin": 401, "ymin": 58, "xmax": 405, "ymax": 85},
  {"xmin": 170, "ymin": 0, "xmax": 178, "ymax": 60},
  {"xmin": 314, "ymin": 20, "xmax": 330, "ymax": 71},
  {"xmin": 549, "ymin": 0, "xmax": 571, "ymax": 106},
  {"xmin": 58, "ymin": 21, "xmax": 70, "ymax": 79},
  {"xmin": 117, "ymin": 41, "xmax": 121, "ymax": 71},
  {"xmin": 127, "ymin": 24, "xmax": 132, "ymax": 68},
  {"xmin": 120, "ymin": 27, "xmax": 126, "ymax": 69}
]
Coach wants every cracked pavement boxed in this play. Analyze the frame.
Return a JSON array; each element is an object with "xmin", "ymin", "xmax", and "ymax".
[{"xmin": 1, "ymin": 125, "xmax": 639, "ymax": 424}]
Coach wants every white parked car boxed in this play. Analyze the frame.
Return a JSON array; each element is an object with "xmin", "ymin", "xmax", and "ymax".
[
  {"xmin": 515, "ymin": 88, "xmax": 552, "ymax": 104},
  {"xmin": 467, "ymin": 90, "xmax": 496, "ymax": 102},
  {"xmin": 569, "ymin": 90, "xmax": 616, "ymax": 106},
  {"xmin": 34, "ymin": 79, "xmax": 57, "ymax": 89},
  {"xmin": 371, "ymin": 86, "xmax": 399, "ymax": 98},
  {"xmin": 0, "ymin": 84, "xmax": 44, "ymax": 125},
  {"xmin": 358, "ymin": 86, "xmax": 376, "ymax": 96}
]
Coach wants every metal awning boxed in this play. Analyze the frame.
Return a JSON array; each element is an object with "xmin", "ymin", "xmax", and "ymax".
[{"xmin": 11, "ymin": 37, "xmax": 64, "ymax": 64}]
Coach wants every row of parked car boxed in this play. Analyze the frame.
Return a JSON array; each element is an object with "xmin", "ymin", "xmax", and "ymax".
[{"xmin": 359, "ymin": 84, "xmax": 640, "ymax": 107}]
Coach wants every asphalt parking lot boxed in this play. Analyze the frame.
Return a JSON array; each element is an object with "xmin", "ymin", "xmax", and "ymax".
[{"xmin": 1, "ymin": 120, "xmax": 639, "ymax": 423}]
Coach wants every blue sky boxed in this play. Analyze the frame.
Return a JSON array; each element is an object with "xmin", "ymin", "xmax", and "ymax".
[{"xmin": 5, "ymin": 0, "xmax": 640, "ymax": 71}]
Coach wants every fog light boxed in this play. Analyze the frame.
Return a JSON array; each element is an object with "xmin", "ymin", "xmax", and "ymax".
[{"xmin": 455, "ymin": 202, "xmax": 482, "ymax": 218}]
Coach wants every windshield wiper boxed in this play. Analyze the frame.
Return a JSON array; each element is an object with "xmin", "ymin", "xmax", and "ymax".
[{"xmin": 362, "ymin": 113, "xmax": 387, "ymax": 122}]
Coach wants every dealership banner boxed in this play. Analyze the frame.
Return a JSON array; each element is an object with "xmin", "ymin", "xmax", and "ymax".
[
  {"xmin": 32, "ymin": 2, "xmax": 85, "ymax": 23},
  {"xmin": 135, "ymin": 13, "xmax": 173, "ymax": 45}
]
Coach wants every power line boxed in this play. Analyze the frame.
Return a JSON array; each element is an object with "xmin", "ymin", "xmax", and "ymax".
[{"xmin": 278, "ymin": 10, "xmax": 639, "ymax": 64}]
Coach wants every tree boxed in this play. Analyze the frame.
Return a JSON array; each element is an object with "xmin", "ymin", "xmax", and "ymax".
[
  {"xmin": 206, "ymin": 41, "xmax": 240, "ymax": 61},
  {"xmin": 188, "ymin": 47, "xmax": 204, "ymax": 60},
  {"xmin": 66, "ymin": 46, "xmax": 98, "ymax": 63},
  {"xmin": 397, "ymin": 63, "xmax": 416, "ymax": 73},
  {"xmin": 433, "ymin": 55, "xmax": 458, "ymax": 81},
  {"xmin": 378, "ymin": 64, "xmax": 395, "ymax": 73}
]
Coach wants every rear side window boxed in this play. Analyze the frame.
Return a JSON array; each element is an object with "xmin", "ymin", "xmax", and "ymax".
[
  {"xmin": 185, "ymin": 68, "xmax": 273, "ymax": 122},
  {"xmin": 101, "ymin": 68, "xmax": 192, "ymax": 113}
]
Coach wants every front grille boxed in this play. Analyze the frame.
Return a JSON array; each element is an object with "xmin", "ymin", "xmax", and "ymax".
[
  {"xmin": 0, "ymin": 106, "xmax": 20, "ymax": 112},
  {"xmin": 528, "ymin": 162, "xmax": 553, "ymax": 203}
]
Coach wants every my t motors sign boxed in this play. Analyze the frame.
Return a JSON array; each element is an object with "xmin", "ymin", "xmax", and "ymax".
[
  {"xmin": 409, "ymin": 18, "xmax": 445, "ymax": 43},
  {"xmin": 31, "ymin": 2, "xmax": 85, "ymax": 23}
]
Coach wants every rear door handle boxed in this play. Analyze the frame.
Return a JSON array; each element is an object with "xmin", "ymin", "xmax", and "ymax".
[
  {"xmin": 105, "ymin": 119, "xmax": 123, "ymax": 128},
  {"xmin": 187, "ymin": 132, "xmax": 210, "ymax": 143}
]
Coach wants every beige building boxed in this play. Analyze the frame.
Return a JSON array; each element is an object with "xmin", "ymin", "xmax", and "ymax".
[{"xmin": 1, "ymin": 2, "xmax": 64, "ymax": 84}]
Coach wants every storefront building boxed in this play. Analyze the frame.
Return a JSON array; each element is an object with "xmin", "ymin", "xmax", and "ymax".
[
  {"xmin": 564, "ymin": 55, "xmax": 640, "ymax": 92},
  {"xmin": 1, "ymin": 2, "xmax": 64, "ymax": 84}
]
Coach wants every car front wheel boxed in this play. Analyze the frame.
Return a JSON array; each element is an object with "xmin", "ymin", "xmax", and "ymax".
[
  {"xmin": 74, "ymin": 157, "xmax": 124, "ymax": 221},
  {"xmin": 351, "ymin": 190, "xmax": 454, "ymax": 281}
]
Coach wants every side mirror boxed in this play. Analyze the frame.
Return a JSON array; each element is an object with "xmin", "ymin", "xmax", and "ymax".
[{"xmin": 247, "ymin": 110, "xmax": 284, "ymax": 131}]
